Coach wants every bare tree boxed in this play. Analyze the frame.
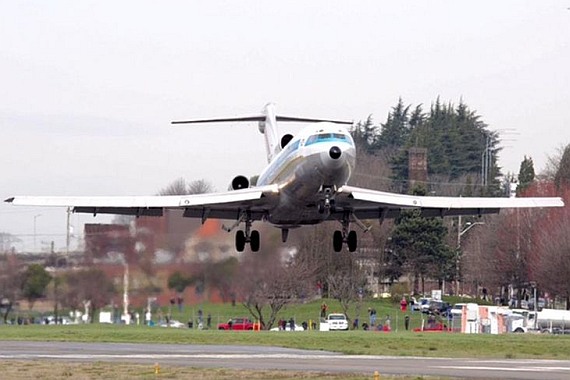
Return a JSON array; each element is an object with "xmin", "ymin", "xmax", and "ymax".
[
  {"xmin": 0, "ymin": 232, "xmax": 20, "ymax": 253},
  {"xmin": 158, "ymin": 178, "xmax": 213, "ymax": 196},
  {"xmin": 534, "ymin": 186, "xmax": 570, "ymax": 308},
  {"xmin": 236, "ymin": 250, "xmax": 315, "ymax": 330},
  {"xmin": 61, "ymin": 267, "xmax": 116, "ymax": 322},
  {"xmin": 326, "ymin": 252, "xmax": 368, "ymax": 321},
  {"xmin": 0, "ymin": 253, "xmax": 23, "ymax": 322}
]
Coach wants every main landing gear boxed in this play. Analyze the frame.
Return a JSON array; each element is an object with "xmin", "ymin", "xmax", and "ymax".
[
  {"xmin": 332, "ymin": 212, "xmax": 370, "ymax": 253},
  {"xmin": 333, "ymin": 212, "xmax": 357, "ymax": 253},
  {"xmin": 225, "ymin": 211, "xmax": 260, "ymax": 252}
]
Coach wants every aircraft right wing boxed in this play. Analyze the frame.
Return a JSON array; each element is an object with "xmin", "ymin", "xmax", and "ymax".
[
  {"xmin": 334, "ymin": 185, "xmax": 564, "ymax": 219},
  {"xmin": 4, "ymin": 184, "xmax": 281, "ymax": 221}
]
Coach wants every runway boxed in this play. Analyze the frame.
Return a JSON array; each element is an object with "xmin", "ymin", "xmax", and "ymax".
[{"xmin": 1, "ymin": 341, "xmax": 570, "ymax": 379}]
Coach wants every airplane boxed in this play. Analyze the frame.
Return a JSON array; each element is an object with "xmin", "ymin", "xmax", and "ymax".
[{"xmin": 5, "ymin": 103, "xmax": 564, "ymax": 253}]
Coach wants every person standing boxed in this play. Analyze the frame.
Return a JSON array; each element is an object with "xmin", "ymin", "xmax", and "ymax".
[
  {"xmin": 368, "ymin": 307, "xmax": 377, "ymax": 326},
  {"xmin": 400, "ymin": 296, "xmax": 408, "ymax": 312},
  {"xmin": 320, "ymin": 302, "xmax": 328, "ymax": 318}
]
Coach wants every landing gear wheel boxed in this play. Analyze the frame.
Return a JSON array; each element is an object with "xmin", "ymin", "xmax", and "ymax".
[
  {"xmin": 347, "ymin": 230, "xmax": 357, "ymax": 252},
  {"xmin": 333, "ymin": 230, "xmax": 343, "ymax": 252},
  {"xmin": 318, "ymin": 200, "xmax": 326, "ymax": 214},
  {"xmin": 250, "ymin": 230, "xmax": 260, "ymax": 252},
  {"xmin": 235, "ymin": 230, "xmax": 246, "ymax": 252}
]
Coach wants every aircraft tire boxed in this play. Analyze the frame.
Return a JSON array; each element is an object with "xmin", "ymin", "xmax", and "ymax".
[
  {"xmin": 333, "ymin": 230, "xmax": 343, "ymax": 252},
  {"xmin": 250, "ymin": 230, "xmax": 260, "ymax": 252},
  {"xmin": 236, "ymin": 230, "xmax": 246, "ymax": 252},
  {"xmin": 347, "ymin": 230, "xmax": 357, "ymax": 252}
]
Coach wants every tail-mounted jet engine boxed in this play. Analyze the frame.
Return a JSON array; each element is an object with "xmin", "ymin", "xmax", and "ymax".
[
  {"xmin": 230, "ymin": 175, "xmax": 250, "ymax": 190},
  {"xmin": 280, "ymin": 134, "xmax": 293, "ymax": 148}
]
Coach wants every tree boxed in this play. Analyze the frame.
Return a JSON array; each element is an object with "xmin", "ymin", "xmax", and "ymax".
[
  {"xmin": 517, "ymin": 156, "xmax": 535, "ymax": 196},
  {"xmin": 376, "ymin": 97, "xmax": 411, "ymax": 151},
  {"xmin": 350, "ymin": 115, "xmax": 377, "ymax": 153},
  {"xmin": 158, "ymin": 178, "xmax": 213, "ymax": 195},
  {"xmin": 236, "ymin": 249, "xmax": 315, "ymax": 330},
  {"xmin": 383, "ymin": 98, "xmax": 501, "ymax": 196},
  {"xmin": 0, "ymin": 253, "xmax": 23, "ymax": 323},
  {"xmin": 387, "ymin": 185, "xmax": 454, "ymax": 293},
  {"xmin": 0, "ymin": 232, "xmax": 20, "ymax": 253},
  {"xmin": 326, "ymin": 253, "xmax": 368, "ymax": 321},
  {"xmin": 167, "ymin": 271, "xmax": 195, "ymax": 294},
  {"xmin": 61, "ymin": 268, "xmax": 115, "ymax": 322},
  {"xmin": 554, "ymin": 145, "xmax": 570, "ymax": 190},
  {"xmin": 206, "ymin": 257, "xmax": 239, "ymax": 302},
  {"xmin": 20, "ymin": 264, "xmax": 52, "ymax": 310}
]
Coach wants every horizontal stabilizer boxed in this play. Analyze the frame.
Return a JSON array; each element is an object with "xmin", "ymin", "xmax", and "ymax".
[{"xmin": 172, "ymin": 115, "xmax": 353, "ymax": 125}]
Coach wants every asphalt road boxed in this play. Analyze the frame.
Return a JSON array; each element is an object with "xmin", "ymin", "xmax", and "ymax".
[{"xmin": 1, "ymin": 341, "xmax": 570, "ymax": 379}]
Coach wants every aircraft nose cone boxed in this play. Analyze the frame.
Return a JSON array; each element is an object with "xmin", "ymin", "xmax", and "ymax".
[{"xmin": 329, "ymin": 146, "xmax": 342, "ymax": 160}]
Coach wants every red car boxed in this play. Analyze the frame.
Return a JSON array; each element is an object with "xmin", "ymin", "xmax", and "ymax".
[
  {"xmin": 413, "ymin": 322, "xmax": 448, "ymax": 332},
  {"xmin": 217, "ymin": 317, "xmax": 257, "ymax": 330}
]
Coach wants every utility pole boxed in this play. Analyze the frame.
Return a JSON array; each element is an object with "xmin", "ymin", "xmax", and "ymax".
[
  {"xmin": 456, "ymin": 216, "xmax": 485, "ymax": 296},
  {"xmin": 66, "ymin": 207, "xmax": 71, "ymax": 256},
  {"xmin": 33, "ymin": 214, "xmax": 42, "ymax": 252}
]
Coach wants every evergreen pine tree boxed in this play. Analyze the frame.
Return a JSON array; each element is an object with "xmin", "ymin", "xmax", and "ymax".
[{"xmin": 516, "ymin": 156, "xmax": 535, "ymax": 196}]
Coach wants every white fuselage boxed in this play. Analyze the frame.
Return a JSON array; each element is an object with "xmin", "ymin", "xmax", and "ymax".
[{"xmin": 256, "ymin": 122, "xmax": 356, "ymax": 226}]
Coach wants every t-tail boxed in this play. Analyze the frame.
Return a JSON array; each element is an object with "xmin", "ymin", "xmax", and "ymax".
[
  {"xmin": 258, "ymin": 103, "xmax": 280, "ymax": 163},
  {"xmin": 172, "ymin": 103, "xmax": 353, "ymax": 163}
]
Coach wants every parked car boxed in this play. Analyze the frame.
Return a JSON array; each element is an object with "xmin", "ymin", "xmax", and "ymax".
[
  {"xmin": 325, "ymin": 313, "xmax": 349, "ymax": 331},
  {"xmin": 416, "ymin": 297, "xmax": 431, "ymax": 313},
  {"xmin": 159, "ymin": 319, "xmax": 186, "ymax": 328},
  {"xmin": 270, "ymin": 324, "xmax": 305, "ymax": 331},
  {"xmin": 217, "ymin": 317, "xmax": 257, "ymax": 330},
  {"xmin": 42, "ymin": 316, "xmax": 72, "ymax": 325}
]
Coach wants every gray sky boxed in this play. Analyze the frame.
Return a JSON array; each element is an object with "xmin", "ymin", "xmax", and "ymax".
[{"xmin": 1, "ymin": 1, "xmax": 569, "ymax": 252}]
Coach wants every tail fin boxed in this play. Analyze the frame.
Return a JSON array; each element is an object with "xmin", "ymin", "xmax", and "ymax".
[
  {"xmin": 259, "ymin": 103, "xmax": 280, "ymax": 163},
  {"xmin": 172, "ymin": 103, "xmax": 353, "ymax": 163}
]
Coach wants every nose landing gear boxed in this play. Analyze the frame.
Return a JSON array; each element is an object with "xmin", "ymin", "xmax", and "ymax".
[{"xmin": 318, "ymin": 186, "xmax": 336, "ymax": 214}]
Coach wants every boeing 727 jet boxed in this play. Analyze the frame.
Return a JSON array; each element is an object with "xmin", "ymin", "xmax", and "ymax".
[{"xmin": 5, "ymin": 103, "xmax": 564, "ymax": 252}]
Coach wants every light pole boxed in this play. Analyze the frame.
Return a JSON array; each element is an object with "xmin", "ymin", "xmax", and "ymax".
[
  {"xmin": 456, "ymin": 215, "xmax": 484, "ymax": 296},
  {"xmin": 33, "ymin": 214, "xmax": 42, "ymax": 252}
]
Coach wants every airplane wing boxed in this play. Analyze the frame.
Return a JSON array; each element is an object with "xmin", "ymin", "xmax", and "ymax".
[
  {"xmin": 4, "ymin": 184, "xmax": 280, "ymax": 221},
  {"xmin": 334, "ymin": 185, "xmax": 564, "ymax": 220}
]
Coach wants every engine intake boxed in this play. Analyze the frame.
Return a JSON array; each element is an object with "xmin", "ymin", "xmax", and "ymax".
[
  {"xmin": 230, "ymin": 175, "xmax": 250, "ymax": 190},
  {"xmin": 280, "ymin": 134, "xmax": 293, "ymax": 148}
]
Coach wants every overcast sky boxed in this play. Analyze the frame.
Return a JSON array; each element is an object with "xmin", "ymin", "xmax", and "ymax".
[{"xmin": 1, "ymin": 1, "xmax": 569, "ymax": 252}]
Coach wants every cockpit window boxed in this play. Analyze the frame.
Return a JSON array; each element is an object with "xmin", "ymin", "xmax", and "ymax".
[{"xmin": 305, "ymin": 133, "xmax": 353, "ymax": 146}]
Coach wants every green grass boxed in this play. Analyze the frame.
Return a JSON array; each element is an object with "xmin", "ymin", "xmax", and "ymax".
[
  {"xmin": 1, "ymin": 324, "xmax": 569, "ymax": 360},
  {"xmin": 5, "ymin": 297, "xmax": 569, "ymax": 360}
]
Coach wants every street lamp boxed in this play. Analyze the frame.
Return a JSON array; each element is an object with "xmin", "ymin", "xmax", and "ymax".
[
  {"xmin": 455, "ymin": 215, "xmax": 484, "ymax": 296},
  {"xmin": 33, "ymin": 214, "xmax": 42, "ymax": 252}
]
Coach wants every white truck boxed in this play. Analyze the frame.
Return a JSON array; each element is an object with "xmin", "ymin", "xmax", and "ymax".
[
  {"xmin": 322, "ymin": 313, "xmax": 349, "ymax": 331},
  {"xmin": 509, "ymin": 308, "xmax": 570, "ymax": 334}
]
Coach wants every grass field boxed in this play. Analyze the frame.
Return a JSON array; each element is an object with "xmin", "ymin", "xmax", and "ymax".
[
  {"xmin": 1, "ymin": 323, "xmax": 570, "ymax": 360},
  {"xmin": 3, "ymin": 297, "xmax": 569, "ymax": 361},
  {"xmin": 2, "ymin": 298, "xmax": 570, "ymax": 379}
]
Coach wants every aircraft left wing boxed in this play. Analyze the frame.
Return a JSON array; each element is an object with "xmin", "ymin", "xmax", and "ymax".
[
  {"xmin": 4, "ymin": 184, "xmax": 280, "ymax": 221},
  {"xmin": 334, "ymin": 185, "xmax": 564, "ymax": 219}
]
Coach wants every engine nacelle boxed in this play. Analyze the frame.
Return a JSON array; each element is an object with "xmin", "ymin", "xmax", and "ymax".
[
  {"xmin": 230, "ymin": 175, "xmax": 250, "ymax": 190},
  {"xmin": 280, "ymin": 134, "xmax": 293, "ymax": 148}
]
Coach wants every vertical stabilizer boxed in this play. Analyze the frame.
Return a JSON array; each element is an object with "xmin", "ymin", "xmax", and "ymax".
[
  {"xmin": 172, "ymin": 103, "xmax": 353, "ymax": 164},
  {"xmin": 258, "ymin": 103, "xmax": 280, "ymax": 163}
]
